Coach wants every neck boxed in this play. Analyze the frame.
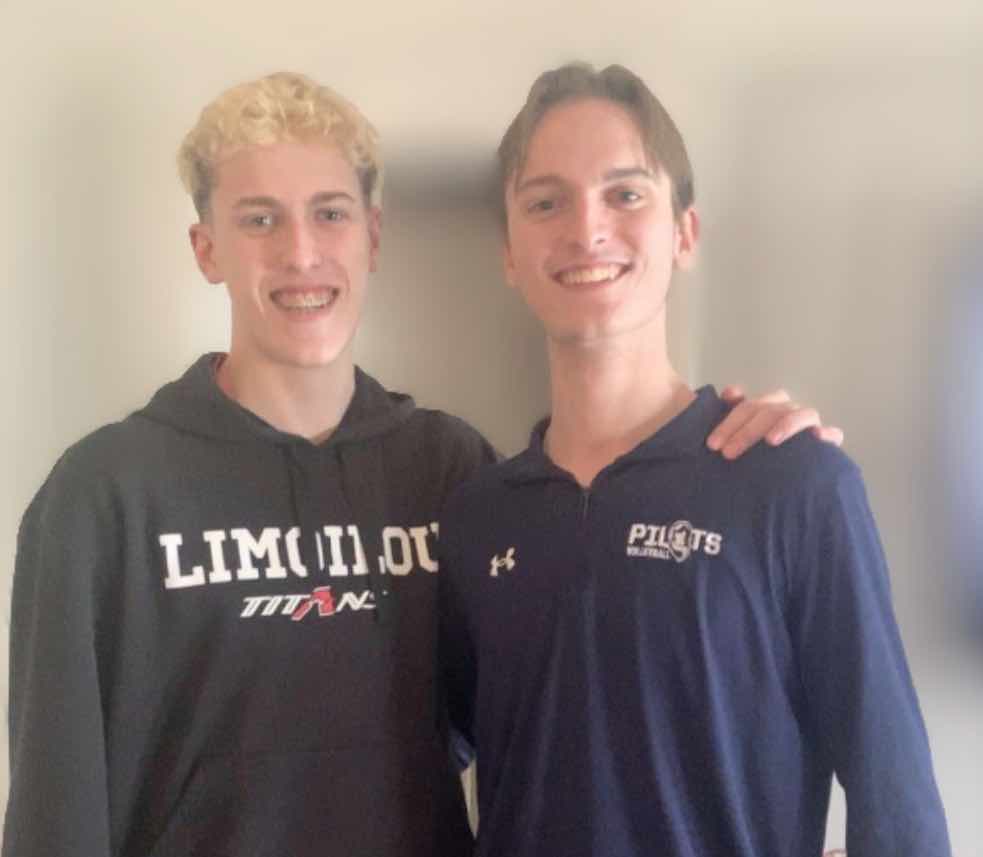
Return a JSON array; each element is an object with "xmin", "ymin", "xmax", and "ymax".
[
  {"xmin": 544, "ymin": 325, "xmax": 693, "ymax": 487},
  {"xmin": 216, "ymin": 352, "xmax": 355, "ymax": 443}
]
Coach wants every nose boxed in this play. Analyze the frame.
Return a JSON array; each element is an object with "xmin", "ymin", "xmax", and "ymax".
[
  {"xmin": 279, "ymin": 220, "xmax": 323, "ymax": 273},
  {"xmin": 567, "ymin": 196, "xmax": 609, "ymax": 251}
]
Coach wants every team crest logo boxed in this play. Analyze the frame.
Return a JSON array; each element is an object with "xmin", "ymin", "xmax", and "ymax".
[{"xmin": 667, "ymin": 520, "xmax": 695, "ymax": 563}]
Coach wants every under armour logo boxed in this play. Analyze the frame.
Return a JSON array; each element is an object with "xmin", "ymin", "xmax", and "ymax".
[{"xmin": 489, "ymin": 548, "xmax": 516, "ymax": 577}]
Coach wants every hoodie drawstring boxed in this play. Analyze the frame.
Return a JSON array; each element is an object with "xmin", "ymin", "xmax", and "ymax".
[
  {"xmin": 337, "ymin": 443, "xmax": 393, "ymax": 625},
  {"xmin": 280, "ymin": 441, "xmax": 393, "ymax": 626},
  {"xmin": 281, "ymin": 445, "xmax": 323, "ymax": 585}
]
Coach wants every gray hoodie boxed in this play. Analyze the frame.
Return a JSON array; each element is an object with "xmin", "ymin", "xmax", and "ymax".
[{"xmin": 5, "ymin": 354, "xmax": 494, "ymax": 857}]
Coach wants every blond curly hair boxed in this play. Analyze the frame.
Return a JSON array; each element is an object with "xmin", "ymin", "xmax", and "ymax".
[{"xmin": 178, "ymin": 72, "xmax": 382, "ymax": 218}]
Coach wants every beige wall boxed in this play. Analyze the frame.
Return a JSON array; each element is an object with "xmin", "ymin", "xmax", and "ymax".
[{"xmin": 2, "ymin": 1, "xmax": 981, "ymax": 852}]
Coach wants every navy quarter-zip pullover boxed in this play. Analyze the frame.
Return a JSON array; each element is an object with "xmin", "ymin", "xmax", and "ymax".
[{"xmin": 439, "ymin": 387, "xmax": 950, "ymax": 857}]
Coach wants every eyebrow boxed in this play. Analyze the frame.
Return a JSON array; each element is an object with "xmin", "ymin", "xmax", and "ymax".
[
  {"xmin": 232, "ymin": 191, "xmax": 356, "ymax": 209},
  {"xmin": 309, "ymin": 191, "xmax": 357, "ymax": 206},
  {"xmin": 232, "ymin": 195, "xmax": 280, "ymax": 209},
  {"xmin": 515, "ymin": 166, "xmax": 656, "ymax": 195},
  {"xmin": 602, "ymin": 166, "xmax": 656, "ymax": 183},
  {"xmin": 514, "ymin": 174, "xmax": 564, "ymax": 195}
]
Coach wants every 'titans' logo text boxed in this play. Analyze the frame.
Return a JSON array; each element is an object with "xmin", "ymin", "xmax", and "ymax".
[
  {"xmin": 626, "ymin": 520, "xmax": 723, "ymax": 563},
  {"xmin": 240, "ymin": 586, "xmax": 376, "ymax": 620}
]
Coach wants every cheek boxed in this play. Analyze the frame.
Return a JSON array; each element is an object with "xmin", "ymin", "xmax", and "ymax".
[
  {"xmin": 509, "ymin": 253, "xmax": 541, "ymax": 292},
  {"xmin": 632, "ymin": 220, "xmax": 674, "ymax": 264},
  {"xmin": 216, "ymin": 233, "xmax": 256, "ymax": 270},
  {"xmin": 340, "ymin": 227, "xmax": 374, "ymax": 261},
  {"xmin": 511, "ymin": 235, "xmax": 549, "ymax": 275}
]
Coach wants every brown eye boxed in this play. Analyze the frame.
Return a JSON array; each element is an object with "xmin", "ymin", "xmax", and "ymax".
[{"xmin": 241, "ymin": 212, "xmax": 274, "ymax": 229}]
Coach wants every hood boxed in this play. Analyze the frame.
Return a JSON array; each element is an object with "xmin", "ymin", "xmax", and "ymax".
[
  {"xmin": 135, "ymin": 353, "xmax": 415, "ymax": 625},
  {"xmin": 136, "ymin": 354, "xmax": 416, "ymax": 448}
]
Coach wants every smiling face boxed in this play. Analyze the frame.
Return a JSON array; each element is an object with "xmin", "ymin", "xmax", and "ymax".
[
  {"xmin": 189, "ymin": 139, "xmax": 380, "ymax": 375},
  {"xmin": 503, "ymin": 97, "xmax": 697, "ymax": 349}
]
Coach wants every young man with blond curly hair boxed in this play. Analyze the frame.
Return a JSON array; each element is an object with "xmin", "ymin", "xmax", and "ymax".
[{"xmin": 5, "ymin": 71, "xmax": 838, "ymax": 857}]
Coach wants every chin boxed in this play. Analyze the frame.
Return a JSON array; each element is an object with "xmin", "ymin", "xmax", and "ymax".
[
  {"xmin": 267, "ymin": 344, "xmax": 350, "ymax": 371},
  {"xmin": 543, "ymin": 312, "xmax": 619, "ymax": 344},
  {"xmin": 298, "ymin": 351, "xmax": 351, "ymax": 370}
]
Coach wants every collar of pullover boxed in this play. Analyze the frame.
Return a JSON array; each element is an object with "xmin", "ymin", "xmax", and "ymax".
[{"xmin": 501, "ymin": 385, "xmax": 726, "ymax": 486}]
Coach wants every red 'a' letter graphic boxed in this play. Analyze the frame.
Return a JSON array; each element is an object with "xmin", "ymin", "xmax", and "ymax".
[{"xmin": 291, "ymin": 586, "xmax": 336, "ymax": 622}]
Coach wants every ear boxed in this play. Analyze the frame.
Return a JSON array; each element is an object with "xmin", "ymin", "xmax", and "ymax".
[
  {"xmin": 367, "ymin": 206, "xmax": 382, "ymax": 273},
  {"xmin": 189, "ymin": 222, "xmax": 224, "ymax": 284},
  {"xmin": 672, "ymin": 206, "xmax": 700, "ymax": 272}
]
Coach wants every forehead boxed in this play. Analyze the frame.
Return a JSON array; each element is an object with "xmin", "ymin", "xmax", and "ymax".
[
  {"xmin": 212, "ymin": 140, "xmax": 361, "ymax": 202},
  {"xmin": 516, "ymin": 98, "xmax": 653, "ymax": 188}
]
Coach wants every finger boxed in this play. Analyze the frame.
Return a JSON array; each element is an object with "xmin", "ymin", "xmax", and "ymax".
[
  {"xmin": 706, "ymin": 399, "xmax": 757, "ymax": 451},
  {"xmin": 709, "ymin": 392, "xmax": 805, "ymax": 453},
  {"xmin": 751, "ymin": 387, "xmax": 791, "ymax": 405},
  {"xmin": 721, "ymin": 406, "xmax": 793, "ymax": 459},
  {"xmin": 810, "ymin": 425, "xmax": 845, "ymax": 447},
  {"xmin": 719, "ymin": 384, "xmax": 746, "ymax": 405},
  {"xmin": 761, "ymin": 407, "xmax": 822, "ymax": 445}
]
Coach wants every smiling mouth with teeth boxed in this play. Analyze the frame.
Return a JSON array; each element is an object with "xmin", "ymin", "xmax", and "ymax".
[
  {"xmin": 555, "ymin": 264, "xmax": 628, "ymax": 286},
  {"xmin": 271, "ymin": 289, "xmax": 339, "ymax": 311}
]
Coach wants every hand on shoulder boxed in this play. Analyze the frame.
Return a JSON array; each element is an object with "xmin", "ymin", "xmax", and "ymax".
[{"xmin": 706, "ymin": 385, "xmax": 844, "ymax": 460}]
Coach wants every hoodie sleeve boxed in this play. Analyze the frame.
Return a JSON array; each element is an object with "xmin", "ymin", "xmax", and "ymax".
[
  {"xmin": 787, "ymin": 461, "xmax": 951, "ymax": 856},
  {"xmin": 4, "ymin": 453, "xmax": 116, "ymax": 857},
  {"xmin": 433, "ymin": 415, "xmax": 499, "ymax": 504},
  {"xmin": 436, "ymin": 489, "xmax": 478, "ymax": 749}
]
